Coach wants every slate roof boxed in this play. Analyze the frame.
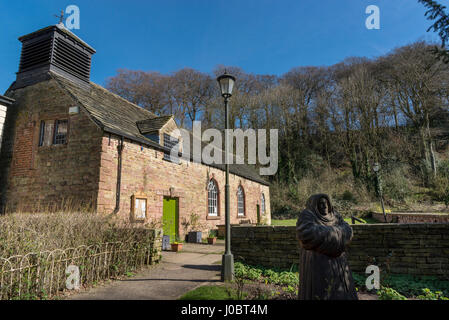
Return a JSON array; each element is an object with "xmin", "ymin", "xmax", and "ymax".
[
  {"xmin": 137, "ymin": 116, "xmax": 174, "ymax": 134},
  {"xmin": 50, "ymin": 73, "xmax": 269, "ymax": 186}
]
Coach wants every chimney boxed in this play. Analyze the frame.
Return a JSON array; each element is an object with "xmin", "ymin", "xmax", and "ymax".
[{"xmin": 14, "ymin": 23, "xmax": 96, "ymax": 89}]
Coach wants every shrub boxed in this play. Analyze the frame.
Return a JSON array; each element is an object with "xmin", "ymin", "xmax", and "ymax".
[
  {"xmin": 0, "ymin": 211, "xmax": 159, "ymax": 257},
  {"xmin": 0, "ymin": 211, "xmax": 162, "ymax": 299},
  {"xmin": 353, "ymin": 272, "xmax": 449, "ymax": 298},
  {"xmin": 234, "ymin": 262, "xmax": 299, "ymax": 287},
  {"xmin": 181, "ymin": 212, "xmax": 207, "ymax": 234},
  {"xmin": 208, "ymin": 230, "xmax": 217, "ymax": 238},
  {"xmin": 341, "ymin": 190, "xmax": 357, "ymax": 203},
  {"xmin": 382, "ymin": 164, "xmax": 411, "ymax": 202},
  {"xmin": 271, "ymin": 168, "xmax": 370, "ymax": 219},
  {"xmin": 416, "ymin": 288, "xmax": 449, "ymax": 300},
  {"xmin": 377, "ymin": 287, "xmax": 407, "ymax": 300}
]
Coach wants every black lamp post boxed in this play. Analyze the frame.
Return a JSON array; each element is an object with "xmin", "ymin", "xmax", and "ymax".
[
  {"xmin": 217, "ymin": 71, "xmax": 235, "ymax": 282},
  {"xmin": 373, "ymin": 162, "xmax": 387, "ymax": 223}
]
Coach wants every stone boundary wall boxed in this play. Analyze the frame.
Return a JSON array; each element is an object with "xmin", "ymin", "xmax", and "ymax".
[
  {"xmin": 114, "ymin": 228, "xmax": 163, "ymax": 264},
  {"xmin": 231, "ymin": 224, "xmax": 449, "ymax": 276},
  {"xmin": 231, "ymin": 226, "xmax": 300, "ymax": 269},
  {"xmin": 372, "ymin": 212, "xmax": 449, "ymax": 224}
]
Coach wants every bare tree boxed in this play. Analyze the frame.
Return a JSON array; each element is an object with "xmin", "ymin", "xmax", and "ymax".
[
  {"xmin": 105, "ymin": 41, "xmax": 449, "ymax": 206},
  {"xmin": 106, "ymin": 69, "xmax": 168, "ymax": 115},
  {"xmin": 381, "ymin": 42, "xmax": 449, "ymax": 183}
]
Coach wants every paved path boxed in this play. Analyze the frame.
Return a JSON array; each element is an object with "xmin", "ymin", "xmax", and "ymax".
[{"xmin": 66, "ymin": 242, "xmax": 224, "ymax": 300}]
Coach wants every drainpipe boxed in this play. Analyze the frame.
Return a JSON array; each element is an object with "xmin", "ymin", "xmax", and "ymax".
[{"xmin": 113, "ymin": 136, "xmax": 124, "ymax": 214}]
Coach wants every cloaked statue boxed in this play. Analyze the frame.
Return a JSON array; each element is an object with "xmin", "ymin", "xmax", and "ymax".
[{"xmin": 296, "ymin": 194, "xmax": 358, "ymax": 300}]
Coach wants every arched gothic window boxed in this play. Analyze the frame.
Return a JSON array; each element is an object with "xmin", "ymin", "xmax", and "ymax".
[
  {"xmin": 237, "ymin": 186, "xmax": 245, "ymax": 216},
  {"xmin": 208, "ymin": 179, "xmax": 218, "ymax": 216},
  {"xmin": 261, "ymin": 193, "xmax": 266, "ymax": 215}
]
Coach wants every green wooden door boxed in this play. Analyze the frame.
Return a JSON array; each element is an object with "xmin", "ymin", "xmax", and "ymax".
[{"xmin": 163, "ymin": 198, "xmax": 179, "ymax": 243}]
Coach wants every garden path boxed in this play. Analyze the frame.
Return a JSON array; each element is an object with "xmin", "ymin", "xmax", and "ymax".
[
  {"xmin": 66, "ymin": 241, "xmax": 224, "ymax": 300},
  {"xmin": 65, "ymin": 240, "xmax": 376, "ymax": 300}
]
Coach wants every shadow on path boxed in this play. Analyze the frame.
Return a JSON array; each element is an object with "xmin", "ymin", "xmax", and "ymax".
[
  {"xmin": 66, "ymin": 244, "xmax": 223, "ymax": 300},
  {"xmin": 120, "ymin": 278, "xmax": 222, "ymax": 283},
  {"xmin": 181, "ymin": 264, "xmax": 222, "ymax": 271}
]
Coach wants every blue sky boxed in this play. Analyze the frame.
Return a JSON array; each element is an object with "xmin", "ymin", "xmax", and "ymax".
[{"xmin": 0, "ymin": 0, "xmax": 444, "ymax": 93}]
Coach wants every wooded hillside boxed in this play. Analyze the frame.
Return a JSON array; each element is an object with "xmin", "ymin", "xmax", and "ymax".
[{"xmin": 106, "ymin": 41, "xmax": 449, "ymax": 217}]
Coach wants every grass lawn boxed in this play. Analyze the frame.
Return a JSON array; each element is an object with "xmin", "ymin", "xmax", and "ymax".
[
  {"xmin": 271, "ymin": 219, "xmax": 297, "ymax": 226},
  {"xmin": 179, "ymin": 285, "xmax": 241, "ymax": 300}
]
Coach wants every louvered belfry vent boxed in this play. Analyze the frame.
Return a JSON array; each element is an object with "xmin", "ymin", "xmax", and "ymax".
[
  {"xmin": 15, "ymin": 23, "xmax": 96, "ymax": 89},
  {"xmin": 19, "ymin": 37, "xmax": 53, "ymax": 72},
  {"xmin": 52, "ymin": 37, "xmax": 91, "ymax": 82}
]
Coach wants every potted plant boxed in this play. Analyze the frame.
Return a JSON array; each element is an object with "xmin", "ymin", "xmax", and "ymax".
[
  {"xmin": 207, "ymin": 230, "xmax": 217, "ymax": 245},
  {"xmin": 185, "ymin": 213, "xmax": 206, "ymax": 243},
  {"xmin": 171, "ymin": 237, "xmax": 183, "ymax": 252}
]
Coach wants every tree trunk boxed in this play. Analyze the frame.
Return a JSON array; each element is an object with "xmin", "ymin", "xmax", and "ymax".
[
  {"xmin": 426, "ymin": 113, "xmax": 437, "ymax": 178},
  {"xmin": 420, "ymin": 126, "xmax": 432, "ymax": 186}
]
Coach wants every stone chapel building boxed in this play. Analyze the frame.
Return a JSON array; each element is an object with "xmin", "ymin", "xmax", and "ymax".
[{"xmin": 0, "ymin": 24, "xmax": 271, "ymax": 240}]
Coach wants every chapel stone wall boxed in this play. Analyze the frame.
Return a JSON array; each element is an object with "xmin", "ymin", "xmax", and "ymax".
[
  {"xmin": 97, "ymin": 134, "xmax": 271, "ymax": 238},
  {"xmin": 0, "ymin": 79, "xmax": 103, "ymax": 212}
]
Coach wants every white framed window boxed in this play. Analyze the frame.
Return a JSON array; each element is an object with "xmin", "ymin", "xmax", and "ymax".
[
  {"xmin": 208, "ymin": 179, "xmax": 218, "ymax": 216},
  {"xmin": 38, "ymin": 119, "xmax": 68, "ymax": 146},
  {"xmin": 54, "ymin": 120, "xmax": 68, "ymax": 145},
  {"xmin": 237, "ymin": 186, "xmax": 245, "ymax": 216},
  {"xmin": 261, "ymin": 193, "xmax": 266, "ymax": 215},
  {"xmin": 131, "ymin": 194, "xmax": 147, "ymax": 221},
  {"xmin": 135, "ymin": 198, "xmax": 147, "ymax": 220}
]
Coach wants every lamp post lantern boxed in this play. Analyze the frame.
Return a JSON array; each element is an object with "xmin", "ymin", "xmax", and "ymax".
[
  {"xmin": 373, "ymin": 162, "xmax": 387, "ymax": 223},
  {"xmin": 217, "ymin": 71, "xmax": 235, "ymax": 282}
]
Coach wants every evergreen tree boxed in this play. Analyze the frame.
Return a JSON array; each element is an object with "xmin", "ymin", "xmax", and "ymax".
[{"xmin": 419, "ymin": 0, "xmax": 449, "ymax": 63}]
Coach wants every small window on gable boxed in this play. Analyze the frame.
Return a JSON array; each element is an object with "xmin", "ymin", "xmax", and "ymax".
[
  {"xmin": 38, "ymin": 119, "xmax": 68, "ymax": 147},
  {"xmin": 38, "ymin": 121, "xmax": 46, "ymax": 146},
  {"xmin": 163, "ymin": 133, "xmax": 179, "ymax": 163},
  {"xmin": 39, "ymin": 120, "xmax": 54, "ymax": 147},
  {"xmin": 144, "ymin": 134, "xmax": 159, "ymax": 143},
  {"xmin": 54, "ymin": 120, "xmax": 68, "ymax": 145}
]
